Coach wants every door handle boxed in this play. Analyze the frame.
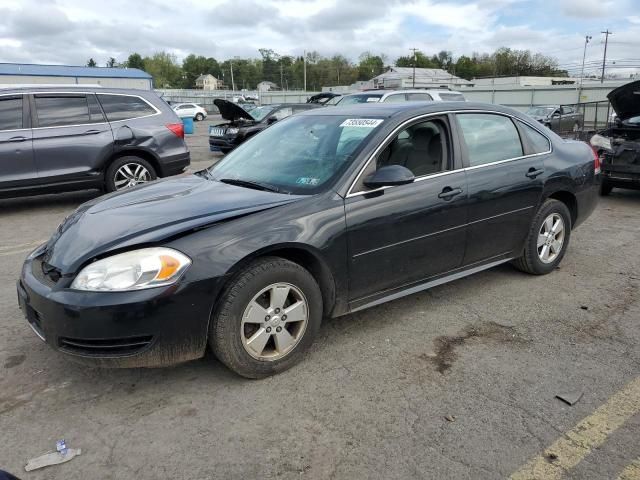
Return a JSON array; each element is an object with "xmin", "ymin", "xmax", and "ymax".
[
  {"xmin": 438, "ymin": 187, "xmax": 463, "ymax": 200},
  {"xmin": 7, "ymin": 136, "xmax": 28, "ymax": 142},
  {"xmin": 526, "ymin": 168, "xmax": 544, "ymax": 179},
  {"xmin": 82, "ymin": 129, "xmax": 101, "ymax": 135}
]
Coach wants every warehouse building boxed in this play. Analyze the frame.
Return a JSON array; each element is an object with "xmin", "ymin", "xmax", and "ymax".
[
  {"xmin": 0, "ymin": 63, "xmax": 153, "ymax": 89},
  {"xmin": 371, "ymin": 67, "xmax": 474, "ymax": 89}
]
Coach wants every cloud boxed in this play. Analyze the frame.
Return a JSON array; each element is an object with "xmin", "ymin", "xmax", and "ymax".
[{"xmin": 558, "ymin": 0, "xmax": 616, "ymax": 18}]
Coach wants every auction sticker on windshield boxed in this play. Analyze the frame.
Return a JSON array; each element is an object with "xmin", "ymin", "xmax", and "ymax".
[{"xmin": 340, "ymin": 119, "xmax": 384, "ymax": 128}]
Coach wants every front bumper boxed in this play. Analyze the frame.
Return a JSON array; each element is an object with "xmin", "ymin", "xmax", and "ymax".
[
  {"xmin": 601, "ymin": 162, "xmax": 640, "ymax": 189},
  {"xmin": 208, "ymin": 136, "xmax": 239, "ymax": 152},
  {"xmin": 17, "ymin": 254, "xmax": 214, "ymax": 367}
]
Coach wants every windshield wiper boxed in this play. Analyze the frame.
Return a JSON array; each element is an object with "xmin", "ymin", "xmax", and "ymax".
[{"xmin": 219, "ymin": 178, "xmax": 280, "ymax": 193}]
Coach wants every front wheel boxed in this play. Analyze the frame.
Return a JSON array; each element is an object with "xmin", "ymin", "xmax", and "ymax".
[
  {"xmin": 512, "ymin": 199, "xmax": 572, "ymax": 275},
  {"xmin": 209, "ymin": 257, "xmax": 323, "ymax": 378},
  {"xmin": 195, "ymin": 113, "xmax": 204, "ymax": 121}
]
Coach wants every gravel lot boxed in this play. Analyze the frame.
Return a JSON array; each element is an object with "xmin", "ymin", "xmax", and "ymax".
[{"xmin": 1, "ymin": 119, "xmax": 638, "ymax": 479}]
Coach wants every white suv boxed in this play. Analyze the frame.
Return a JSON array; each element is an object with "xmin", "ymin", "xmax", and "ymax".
[
  {"xmin": 336, "ymin": 89, "xmax": 466, "ymax": 105},
  {"xmin": 173, "ymin": 103, "xmax": 208, "ymax": 121}
]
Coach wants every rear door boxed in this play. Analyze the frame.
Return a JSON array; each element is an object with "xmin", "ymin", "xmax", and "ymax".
[
  {"xmin": 456, "ymin": 113, "xmax": 548, "ymax": 265},
  {"xmin": 0, "ymin": 94, "xmax": 36, "ymax": 189},
  {"xmin": 31, "ymin": 93, "xmax": 113, "ymax": 184}
]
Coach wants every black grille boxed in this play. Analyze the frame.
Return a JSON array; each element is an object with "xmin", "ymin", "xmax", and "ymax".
[
  {"xmin": 32, "ymin": 257, "xmax": 61, "ymax": 286},
  {"xmin": 26, "ymin": 305, "xmax": 45, "ymax": 339},
  {"xmin": 58, "ymin": 335, "xmax": 153, "ymax": 356}
]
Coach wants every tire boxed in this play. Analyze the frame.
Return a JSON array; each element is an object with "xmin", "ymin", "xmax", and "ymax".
[
  {"xmin": 512, "ymin": 199, "xmax": 572, "ymax": 275},
  {"xmin": 195, "ymin": 113, "xmax": 204, "ymax": 121},
  {"xmin": 600, "ymin": 181, "xmax": 613, "ymax": 196},
  {"xmin": 209, "ymin": 257, "xmax": 323, "ymax": 379},
  {"xmin": 105, "ymin": 156, "xmax": 157, "ymax": 193}
]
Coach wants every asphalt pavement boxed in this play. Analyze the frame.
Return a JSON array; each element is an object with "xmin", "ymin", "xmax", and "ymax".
[{"xmin": 0, "ymin": 119, "xmax": 638, "ymax": 479}]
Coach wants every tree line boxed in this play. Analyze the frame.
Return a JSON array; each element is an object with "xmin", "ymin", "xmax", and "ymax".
[{"xmin": 85, "ymin": 47, "xmax": 567, "ymax": 90}]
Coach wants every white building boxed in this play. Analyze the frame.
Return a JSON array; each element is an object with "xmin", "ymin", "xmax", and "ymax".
[
  {"xmin": 473, "ymin": 76, "xmax": 577, "ymax": 87},
  {"xmin": 371, "ymin": 67, "xmax": 473, "ymax": 89},
  {"xmin": 195, "ymin": 74, "xmax": 220, "ymax": 90}
]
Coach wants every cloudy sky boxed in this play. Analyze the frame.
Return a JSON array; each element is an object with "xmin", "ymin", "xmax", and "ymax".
[{"xmin": 0, "ymin": 0, "xmax": 638, "ymax": 76}]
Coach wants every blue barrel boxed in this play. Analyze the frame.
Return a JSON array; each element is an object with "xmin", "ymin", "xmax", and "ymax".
[{"xmin": 181, "ymin": 116, "xmax": 194, "ymax": 135}]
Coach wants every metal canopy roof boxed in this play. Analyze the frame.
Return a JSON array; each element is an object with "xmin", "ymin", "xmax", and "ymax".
[{"xmin": 0, "ymin": 63, "xmax": 152, "ymax": 79}]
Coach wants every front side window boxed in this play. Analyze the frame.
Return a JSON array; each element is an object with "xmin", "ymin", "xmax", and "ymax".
[
  {"xmin": 457, "ymin": 113, "xmax": 523, "ymax": 167},
  {"xmin": 376, "ymin": 119, "xmax": 448, "ymax": 177},
  {"xmin": 208, "ymin": 115, "xmax": 383, "ymax": 195},
  {"xmin": 0, "ymin": 96, "xmax": 23, "ymax": 131},
  {"xmin": 98, "ymin": 94, "xmax": 157, "ymax": 122},
  {"xmin": 518, "ymin": 121, "xmax": 551, "ymax": 154},
  {"xmin": 35, "ymin": 95, "xmax": 91, "ymax": 127}
]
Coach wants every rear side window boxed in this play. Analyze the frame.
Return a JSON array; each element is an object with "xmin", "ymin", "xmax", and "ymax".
[
  {"xmin": 98, "ymin": 94, "xmax": 157, "ymax": 122},
  {"xmin": 518, "ymin": 121, "xmax": 551, "ymax": 154},
  {"xmin": 0, "ymin": 96, "xmax": 23, "ymax": 130},
  {"xmin": 457, "ymin": 113, "xmax": 523, "ymax": 166},
  {"xmin": 407, "ymin": 93, "xmax": 433, "ymax": 101},
  {"xmin": 439, "ymin": 93, "xmax": 465, "ymax": 101},
  {"xmin": 35, "ymin": 95, "xmax": 92, "ymax": 127}
]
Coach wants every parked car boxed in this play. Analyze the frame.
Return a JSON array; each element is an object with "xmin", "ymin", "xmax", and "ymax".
[
  {"xmin": 0, "ymin": 86, "xmax": 190, "ymax": 197},
  {"xmin": 209, "ymin": 99, "xmax": 321, "ymax": 153},
  {"xmin": 590, "ymin": 80, "xmax": 640, "ymax": 195},
  {"xmin": 18, "ymin": 102, "xmax": 599, "ymax": 378},
  {"xmin": 172, "ymin": 102, "xmax": 208, "ymax": 121},
  {"xmin": 526, "ymin": 105, "xmax": 583, "ymax": 133},
  {"xmin": 336, "ymin": 89, "xmax": 466, "ymax": 105}
]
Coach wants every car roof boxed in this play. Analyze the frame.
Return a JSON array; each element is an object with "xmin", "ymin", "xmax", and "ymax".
[
  {"xmin": 0, "ymin": 85, "xmax": 153, "ymax": 95},
  {"xmin": 344, "ymin": 89, "xmax": 464, "ymax": 96},
  {"xmin": 294, "ymin": 101, "xmax": 526, "ymax": 119}
]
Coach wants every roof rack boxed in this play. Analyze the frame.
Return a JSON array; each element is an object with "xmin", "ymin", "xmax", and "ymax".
[{"xmin": 0, "ymin": 84, "xmax": 103, "ymax": 89}]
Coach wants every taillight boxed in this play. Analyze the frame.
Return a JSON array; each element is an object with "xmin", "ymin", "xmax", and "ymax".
[
  {"xmin": 166, "ymin": 123, "xmax": 184, "ymax": 139},
  {"xmin": 590, "ymin": 145, "xmax": 601, "ymax": 175}
]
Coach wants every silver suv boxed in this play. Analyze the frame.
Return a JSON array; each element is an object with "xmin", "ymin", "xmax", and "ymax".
[
  {"xmin": 0, "ymin": 86, "xmax": 190, "ymax": 198},
  {"xmin": 336, "ymin": 89, "xmax": 466, "ymax": 105}
]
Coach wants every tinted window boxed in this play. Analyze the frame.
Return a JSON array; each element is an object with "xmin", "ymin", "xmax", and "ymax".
[
  {"xmin": 519, "ymin": 121, "xmax": 551, "ymax": 154},
  {"xmin": 439, "ymin": 93, "xmax": 465, "ymax": 101},
  {"xmin": 457, "ymin": 113, "xmax": 523, "ymax": 166},
  {"xmin": 383, "ymin": 94, "xmax": 406, "ymax": 103},
  {"xmin": 98, "ymin": 94, "xmax": 156, "ymax": 122},
  {"xmin": 0, "ymin": 97, "xmax": 23, "ymax": 130},
  {"xmin": 87, "ymin": 94, "xmax": 105, "ymax": 123},
  {"xmin": 377, "ymin": 119, "xmax": 448, "ymax": 177},
  {"xmin": 35, "ymin": 95, "xmax": 91, "ymax": 127},
  {"xmin": 407, "ymin": 93, "xmax": 433, "ymax": 101}
]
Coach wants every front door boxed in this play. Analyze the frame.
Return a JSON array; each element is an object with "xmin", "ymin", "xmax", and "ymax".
[
  {"xmin": 31, "ymin": 93, "xmax": 113, "ymax": 185},
  {"xmin": 455, "ymin": 113, "xmax": 547, "ymax": 265},
  {"xmin": 0, "ymin": 94, "xmax": 36, "ymax": 190},
  {"xmin": 345, "ymin": 116, "xmax": 468, "ymax": 308}
]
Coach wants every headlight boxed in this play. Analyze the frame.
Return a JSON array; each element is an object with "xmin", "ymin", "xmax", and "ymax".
[
  {"xmin": 590, "ymin": 134, "xmax": 612, "ymax": 151},
  {"xmin": 71, "ymin": 247, "xmax": 191, "ymax": 292},
  {"xmin": 226, "ymin": 128, "xmax": 239, "ymax": 135}
]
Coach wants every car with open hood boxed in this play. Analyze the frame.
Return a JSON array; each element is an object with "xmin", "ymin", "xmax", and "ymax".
[
  {"xmin": 18, "ymin": 102, "xmax": 599, "ymax": 378},
  {"xmin": 209, "ymin": 99, "xmax": 321, "ymax": 153},
  {"xmin": 590, "ymin": 80, "xmax": 640, "ymax": 195}
]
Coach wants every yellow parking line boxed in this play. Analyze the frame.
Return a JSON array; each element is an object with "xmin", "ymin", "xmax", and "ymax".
[
  {"xmin": 617, "ymin": 457, "xmax": 640, "ymax": 480},
  {"xmin": 510, "ymin": 377, "xmax": 640, "ymax": 480}
]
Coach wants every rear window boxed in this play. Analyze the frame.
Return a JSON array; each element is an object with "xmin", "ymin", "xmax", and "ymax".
[
  {"xmin": 0, "ymin": 96, "xmax": 23, "ymax": 130},
  {"xmin": 457, "ymin": 113, "xmax": 523, "ymax": 166},
  {"xmin": 98, "ymin": 94, "xmax": 157, "ymax": 122},
  {"xmin": 35, "ymin": 95, "xmax": 93, "ymax": 127},
  {"xmin": 518, "ymin": 121, "xmax": 551, "ymax": 154}
]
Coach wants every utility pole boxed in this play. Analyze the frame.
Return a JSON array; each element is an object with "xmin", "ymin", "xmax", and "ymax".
[
  {"xmin": 280, "ymin": 62, "xmax": 284, "ymax": 91},
  {"xmin": 230, "ymin": 60, "xmax": 235, "ymax": 92},
  {"xmin": 600, "ymin": 29, "xmax": 612, "ymax": 83},
  {"xmin": 577, "ymin": 34, "xmax": 592, "ymax": 103},
  {"xmin": 410, "ymin": 48, "xmax": 419, "ymax": 88},
  {"xmin": 303, "ymin": 50, "xmax": 307, "ymax": 92}
]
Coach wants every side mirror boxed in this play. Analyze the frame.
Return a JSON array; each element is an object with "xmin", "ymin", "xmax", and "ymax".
[
  {"xmin": 364, "ymin": 165, "xmax": 415, "ymax": 189},
  {"xmin": 552, "ymin": 112, "xmax": 561, "ymax": 118},
  {"xmin": 267, "ymin": 116, "xmax": 278, "ymax": 125}
]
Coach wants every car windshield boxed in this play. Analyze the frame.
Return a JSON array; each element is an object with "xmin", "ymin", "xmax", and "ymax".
[
  {"xmin": 249, "ymin": 106, "xmax": 275, "ymax": 121},
  {"xmin": 527, "ymin": 107, "xmax": 555, "ymax": 116},
  {"xmin": 207, "ymin": 115, "xmax": 384, "ymax": 195},
  {"xmin": 338, "ymin": 94, "xmax": 383, "ymax": 105}
]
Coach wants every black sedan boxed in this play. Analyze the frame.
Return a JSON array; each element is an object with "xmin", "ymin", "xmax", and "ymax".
[
  {"xmin": 209, "ymin": 99, "xmax": 321, "ymax": 153},
  {"xmin": 18, "ymin": 102, "xmax": 599, "ymax": 378}
]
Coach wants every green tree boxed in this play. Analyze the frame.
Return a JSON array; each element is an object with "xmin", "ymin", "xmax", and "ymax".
[
  {"xmin": 182, "ymin": 54, "xmax": 221, "ymax": 88},
  {"xmin": 106, "ymin": 57, "xmax": 116, "ymax": 68},
  {"xmin": 357, "ymin": 52, "xmax": 385, "ymax": 80},
  {"xmin": 143, "ymin": 52, "xmax": 182, "ymax": 88},
  {"xmin": 395, "ymin": 50, "xmax": 438, "ymax": 69},
  {"xmin": 126, "ymin": 53, "xmax": 145, "ymax": 70},
  {"xmin": 86, "ymin": 58, "xmax": 97, "ymax": 67}
]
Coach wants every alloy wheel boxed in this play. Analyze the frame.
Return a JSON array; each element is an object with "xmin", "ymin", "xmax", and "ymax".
[
  {"xmin": 537, "ymin": 213, "xmax": 565, "ymax": 264},
  {"xmin": 114, "ymin": 163, "xmax": 151, "ymax": 190},
  {"xmin": 240, "ymin": 283, "xmax": 309, "ymax": 361}
]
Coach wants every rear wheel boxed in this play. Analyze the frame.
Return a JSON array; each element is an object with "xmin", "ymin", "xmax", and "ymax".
[
  {"xmin": 195, "ymin": 113, "xmax": 204, "ymax": 121},
  {"xmin": 105, "ymin": 156, "xmax": 157, "ymax": 193},
  {"xmin": 209, "ymin": 257, "xmax": 323, "ymax": 378},
  {"xmin": 512, "ymin": 199, "xmax": 572, "ymax": 275}
]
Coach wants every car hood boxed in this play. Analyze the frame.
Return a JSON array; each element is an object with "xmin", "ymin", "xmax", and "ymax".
[
  {"xmin": 607, "ymin": 80, "xmax": 640, "ymax": 121},
  {"xmin": 42, "ymin": 174, "xmax": 303, "ymax": 273},
  {"xmin": 214, "ymin": 99, "xmax": 254, "ymax": 122}
]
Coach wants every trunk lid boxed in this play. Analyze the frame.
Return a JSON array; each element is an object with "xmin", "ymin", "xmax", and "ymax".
[{"xmin": 607, "ymin": 80, "xmax": 640, "ymax": 121}]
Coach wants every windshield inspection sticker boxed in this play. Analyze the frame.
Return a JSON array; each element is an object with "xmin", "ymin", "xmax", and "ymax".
[{"xmin": 340, "ymin": 119, "xmax": 384, "ymax": 128}]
